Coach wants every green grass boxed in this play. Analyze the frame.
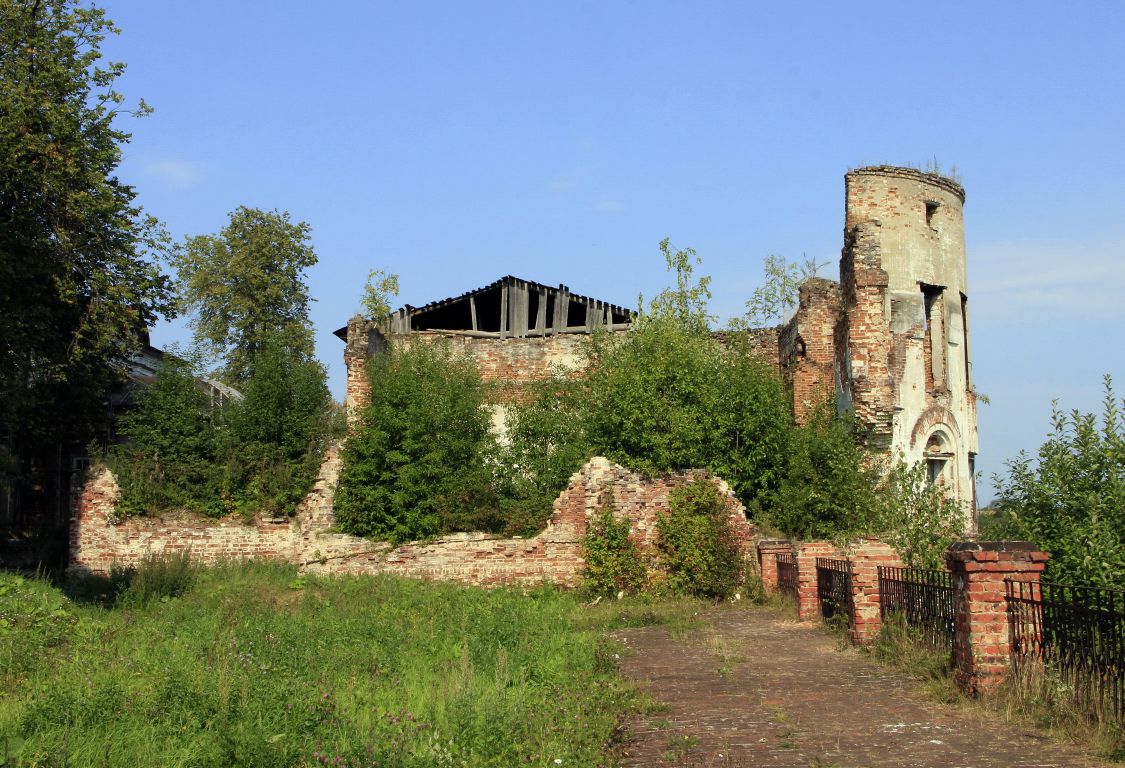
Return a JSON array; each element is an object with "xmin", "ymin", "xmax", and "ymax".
[{"xmin": 0, "ymin": 563, "xmax": 660, "ymax": 767}]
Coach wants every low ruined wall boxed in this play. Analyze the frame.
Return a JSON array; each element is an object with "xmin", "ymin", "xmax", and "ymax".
[{"xmin": 68, "ymin": 454, "xmax": 753, "ymax": 588}]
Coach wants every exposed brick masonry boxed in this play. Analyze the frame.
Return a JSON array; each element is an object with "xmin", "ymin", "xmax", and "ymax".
[
  {"xmin": 795, "ymin": 541, "xmax": 843, "ymax": 620},
  {"xmin": 69, "ymin": 455, "xmax": 755, "ymax": 589},
  {"xmin": 946, "ymin": 541, "xmax": 1048, "ymax": 695}
]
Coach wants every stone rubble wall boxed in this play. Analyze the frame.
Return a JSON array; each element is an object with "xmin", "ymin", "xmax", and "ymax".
[{"xmin": 68, "ymin": 453, "xmax": 754, "ymax": 589}]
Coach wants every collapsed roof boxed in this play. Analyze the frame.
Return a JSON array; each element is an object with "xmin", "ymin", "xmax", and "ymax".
[{"xmin": 335, "ymin": 275, "xmax": 634, "ymax": 340}]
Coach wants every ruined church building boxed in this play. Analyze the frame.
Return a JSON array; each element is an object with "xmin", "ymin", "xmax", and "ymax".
[{"xmin": 341, "ymin": 166, "xmax": 979, "ymax": 515}]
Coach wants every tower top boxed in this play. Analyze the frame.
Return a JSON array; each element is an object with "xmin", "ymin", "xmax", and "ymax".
[{"xmin": 847, "ymin": 165, "xmax": 965, "ymax": 203}]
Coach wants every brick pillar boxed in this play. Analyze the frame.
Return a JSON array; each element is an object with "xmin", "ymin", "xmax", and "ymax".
[
  {"xmin": 845, "ymin": 538, "xmax": 903, "ymax": 645},
  {"xmin": 344, "ymin": 315, "xmax": 379, "ymax": 428},
  {"xmin": 756, "ymin": 539, "xmax": 793, "ymax": 592},
  {"xmin": 795, "ymin": 541, "xmax": 843, "ymax": 620},
  {"xmin": 946, "ymin": 541, "xmax": 1049, "ymax": 696}
]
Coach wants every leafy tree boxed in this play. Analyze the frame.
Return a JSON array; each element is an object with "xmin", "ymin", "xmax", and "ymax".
[
  {"xmin": 656, "ymin": 480, "xmax": 743, "ymax": 599},
  {"xmin": 742, "ymin": 254, "xmax": 826, "ymax": 327},
  {"xmin": 360, "ymin": 269, "xmax": 400, "ymax": 320},
  {"xmin": 769, "ymin": 405, "xmax": 879, "ymax": 540},
  {"xmin": 580, "ymin": 494, "xmax": 647, "ymax": 597},
  {"xmin": 0, "ymin": 0, "xmax": 173, "ymax": 444},
  {"xmin": 222, "ymin": 338, "xmax": 333, "ymax": 517},
  {"xmin": 335, "ymin": 341, "xmax": 499, "ymax": 543},
  {"xmin": 582, "ymin": 245, "xmax": 792, "ymax": 511},
  {"xmin": 109, "ymin": 354, "xmax": 222, "ymax": 518},
  {"xmin": 644, "ymin": 238, "xmax": 714, "ymax": 333},
  {"xmin": 496, "ymin": 374, "xmax": 592, "ymax": 535},
  {"xmin": 994, "ymin": 376, "xmax": 1125, "ymax": 589},
  {"xmin": 872, "ymin": 460, "xmax": 966, "ymax": 569},
  {"xmin": 172, "ymin": 207, "xmax": 316, "ymax": 385}
]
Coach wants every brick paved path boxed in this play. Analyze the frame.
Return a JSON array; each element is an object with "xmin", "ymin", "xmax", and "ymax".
[{"xmin": 614, "ymin": 605, "xmax": 1111, "ymax": 767}]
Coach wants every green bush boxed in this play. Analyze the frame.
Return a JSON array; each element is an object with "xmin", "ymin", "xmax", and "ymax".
[
  {"xmin": 994, "ymin": 376, "xmax": 1125, "ymax": 589},
  {"xmin": 581, "ymin": 495, "xmax": 647, "ymax": 597},
  {"xmin": 583, "ymin": 316, "xmax": 792, "ymax": 515},
  {"xmin": 221, "ymin": 340, "xmax": 334, "ymax": 517},
  {"xmin": 113, "ymin": 550, "xmax": 198, "ymax": 607},
  {"xmin": 769, "ymin": 404, "xmax": 879, "ymax": 540},
  {"xmin": 109, "ymin": 354, "xmax": 225, "ymax": 518},
  {"xmin": 872, "ymin": 459, "xmax": 967, "ymax": 569},
  {"xmin": 656, "ymin": 480, "xmax": 744, "ymax": 599},
  {"xmin": 335, "ymin": 340, "xmax": 500, "ymax": 543},
  {"xmin": 496, "ymin": 375, "xmax": 591, "ymax": 536},
  {"xmin": 107, "ymin": 340, "xmax": 335, "ymax": 521}
]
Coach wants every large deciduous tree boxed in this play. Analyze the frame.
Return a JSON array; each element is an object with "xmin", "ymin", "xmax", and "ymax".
[
  {"xmin": 172, "ymin": 206, "xmax": 317, "ymax": 386},
  {"xmin": 0, "ymin": 0, "xmax": 174, "ymax": 442}
]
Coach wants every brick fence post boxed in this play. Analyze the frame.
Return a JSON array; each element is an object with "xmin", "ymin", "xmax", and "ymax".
[
  {"xmin": 756, "ymin": 539, "xmax": 794, "ymax": 592},
  {"xmin": 795, "ymin": 541, "xmax": 843, "ymax": 621},
  {"xmin": 845, "ymin": 538, "xmax": 903, "ymax": 645},
  {"xmin": 946, "ymin": 541, "xmax": 1049, "ymax": 696}
]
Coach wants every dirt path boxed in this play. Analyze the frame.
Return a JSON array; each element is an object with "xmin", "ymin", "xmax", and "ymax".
[{"xmin": 614, "ymin": 605, "xmax": 1111, "ymax": 768}]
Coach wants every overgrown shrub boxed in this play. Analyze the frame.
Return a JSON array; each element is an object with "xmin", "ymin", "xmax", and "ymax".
[
  {"xmin": 994, "ymin": 376, "xmax": 1125, "ymax": 589},
  {"xmin": 769, "ymin": 404, "xmax": 879, "ymax": 540},
  {"xmin": 496, "ymin": 375, "xmax": 591, "ymax": 536},
  {"xmin": 221, "ymin": 340, "xmax": 334, "ymax": 517},
  {"xmin": 581, "ymin": 494, "xmax": 647, "ymax": 597},
  {"xmin": 656, "ymin": 480, "xmax": 743, "ymax": 599},
  {"xmin": 583, "ymin": 314, "xmax": 792, "ymax": 514},
  {"xmin": 113, "ymin": 550, "xmax": 198, "ymax": 607},
  {"xmin": 109, "ymin": 354, "xmax": 225, "ymax": 517},
  {"xmin": 872, "ymin": 459, "xmax": 967, "ymax": 569},
  {"xmin": 107, "ymin": 341, "xmax": 335, "ymax": 521},
  {"xmin": 334, "ymin": 340, "xmax": 500, "ymax": 543}
]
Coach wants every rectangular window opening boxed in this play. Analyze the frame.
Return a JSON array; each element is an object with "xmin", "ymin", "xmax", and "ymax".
[{"xmin": 925, "ymin": 200, "xmax": 940, "ymax": 227}]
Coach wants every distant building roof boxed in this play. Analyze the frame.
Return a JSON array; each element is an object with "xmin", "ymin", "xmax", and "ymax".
[{"xmin": 334, "ymin": 275, "xmax": 634, "ymax": 340}]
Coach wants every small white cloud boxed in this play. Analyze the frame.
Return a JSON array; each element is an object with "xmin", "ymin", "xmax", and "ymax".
[
  {"xmin": 144, "ymin": 158, "xmax": 203, "ymax": 189},
  {"xmin": 592, "ymin": 197, "xmax": 624, "ymax": 213},
  {"xmin": 971, "ymin": 235, "xmax": 1125, "ymax": 323}
]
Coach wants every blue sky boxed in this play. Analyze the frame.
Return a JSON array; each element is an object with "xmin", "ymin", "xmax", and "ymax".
[{"xmin": 101, "ymin": 1, "xmax": 1125, "ymax": 502}]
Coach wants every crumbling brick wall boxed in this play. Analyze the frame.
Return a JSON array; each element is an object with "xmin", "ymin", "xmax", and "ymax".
[
  {"xmin": 68, "ymin": 454, "xmax": 754, "ymax": 589},
  {"xmin": 779, "ymin": 278, "xmax": 842, "ymax": 424}
]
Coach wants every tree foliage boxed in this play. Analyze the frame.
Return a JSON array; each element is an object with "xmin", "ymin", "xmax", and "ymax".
[
  {"xmin": 768, "ymin": 405, "xmax": 879, "ymax": 540},
  {"xmin": 334, "ymin": 341, "xmax": 500, "ymax": 543},
  {"xmin": 580, "ymin": 244, "xmax": 792, "ymax": 512},
  {"xmin": 172, "ymin": 207, "xmax": 316, "ymax": 386},
  {"xmin": 108, "ymin": 339, "xmax": 334, "ymax": 520},
  {"xmin": 360, "ymin": 269, "xmax": 400, "ymax": 321},
  {"xmin": 0, "ymin": 0, "xmax": 173, "ymax": 442},
  {"xmin": 656, "ymin": 480, "xmax": 744, "ymax": 599},
  {"xmin": 110, "ymin": 353, "xmax": 222, "ymax": 518},
  {"xmin": 580, "ymin": 494, "xmax": 647, "ymax": 597},
  {"xmin": 742, "ymin": 254, "xmax": 826, "ymax": 327},
  {"xmin": 994, "ymin": 376, "xmax": 1125, "ymax": 589}
]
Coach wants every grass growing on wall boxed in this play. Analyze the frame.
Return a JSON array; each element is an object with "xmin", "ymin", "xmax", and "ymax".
[{"xmin": 0, "ymin": 564, "xmax": 650, "ymax": 767}]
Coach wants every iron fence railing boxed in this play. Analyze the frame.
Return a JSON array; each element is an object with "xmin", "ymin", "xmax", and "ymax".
[
  {"xmin": 776, "ymin": 551, "xmax": 797, "ymax": 602},
  {"xmin": 1007, "ymin": 579, "xmax": 1125, "ymax": 725},
  {"xmin": 878, "ymin": 566, "xmax": 954, "ymax": 651},
  {"xmin": 816, "ymin": 558, "xmax": 851, "ymax": 620}
]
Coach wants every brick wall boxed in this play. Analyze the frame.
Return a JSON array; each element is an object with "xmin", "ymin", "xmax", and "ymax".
[
  {"xmin": 946, "ymin": 541, "xmax": 1048, "ymax": 695},
  {"xmin": 68, "ymin": 454, "xmax": 754, "ymax": 589},
  {"xmin": 779, "ymin": 278, "xmax": 842, "ymax": 424}
]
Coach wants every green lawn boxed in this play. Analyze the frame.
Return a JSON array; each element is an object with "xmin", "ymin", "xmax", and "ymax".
[{"xmin": 0, "ymin": 564, "xmax": 682, "ymax": 767}]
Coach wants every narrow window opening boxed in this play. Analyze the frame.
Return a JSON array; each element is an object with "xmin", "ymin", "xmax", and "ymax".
[
  {"xmin": 925, "ymin": 433, "xmax": 951, "ymax": 487},
  {"xmin": 925, "ymin": 200, "xmax": 940, "ymax": 227},
  {"xmin": 920, "ymin": 284, "xmax": 946, "ymax": 388},
  {"xmin": 960, "ymin": 292, "xmax": 971, "ymax": 391}
]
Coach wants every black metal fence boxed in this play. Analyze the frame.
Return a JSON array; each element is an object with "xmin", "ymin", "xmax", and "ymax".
[
  {"xmin": 776, "ymin": 551, "xmax": 797, "ymax": 602},
  {"xmin": 878, "ymin": 566, "xmax": 954, "ymax": 651},
  {"xmin": 816, "ymin": 558, "xmax": 851, "ymax": 620},
  {"xmin": 1007, "ymin": 579, "xmax": 1125, "ymax": 725}
]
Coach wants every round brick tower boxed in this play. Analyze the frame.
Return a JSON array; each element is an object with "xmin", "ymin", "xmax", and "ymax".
[{"xmin": 839, "ymin": 166, "xmax": 978, "ymax": 519}]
